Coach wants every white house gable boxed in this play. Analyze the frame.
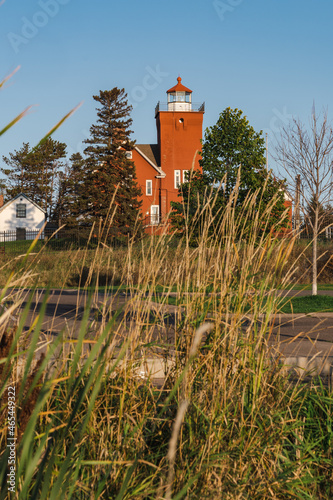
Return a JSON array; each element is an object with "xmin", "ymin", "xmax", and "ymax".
[{"xmin": 0, "ymin": 194, "xmax": 46, "ymax": 233}]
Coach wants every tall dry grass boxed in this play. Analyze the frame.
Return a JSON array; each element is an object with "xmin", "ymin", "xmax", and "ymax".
[{"xmin": 0, "ymin": 183, "xmax": 332, "ymax": 499}]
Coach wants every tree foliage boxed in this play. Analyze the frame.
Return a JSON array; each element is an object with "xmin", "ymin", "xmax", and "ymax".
[
  {"xmin": 1, "ymin": 138, "xmax": 67, "ymax": 220},
  {"xmin": 52, "ymin": 153, "xmax": 87, "ymax": 228},
  {"xmin": 171, "ymin": 107, "xmax": 287, "ymax": 241},
  {"xmin": 1, "ymin": 142, "xmax": 31, "ymax": 195},
  {"xmin": 83, "ymin": 88, "xmax": 142, "ymax": 238}
]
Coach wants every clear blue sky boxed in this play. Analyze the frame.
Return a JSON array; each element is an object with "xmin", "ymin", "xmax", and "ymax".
[{"xmin": 1, "ymin": 0, "xmax": 332, "ymax": 179}]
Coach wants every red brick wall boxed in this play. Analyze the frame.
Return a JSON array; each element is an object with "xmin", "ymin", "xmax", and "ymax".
[
  {"xmin": 157, "ymin": 110, "xmax": 204, "ymax": 214},
  {"xmin": 132, "ymin": 149, "xmax": 161, "ymax": 222}
]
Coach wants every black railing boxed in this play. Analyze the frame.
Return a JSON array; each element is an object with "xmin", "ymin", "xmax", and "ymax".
[
  {"xmin": 0, "ymin": 228, "xmax": 128, "ymax": 255},
  {"xmin": 155, "ymin": 101, "xmax": 205, "ymax": 115}
]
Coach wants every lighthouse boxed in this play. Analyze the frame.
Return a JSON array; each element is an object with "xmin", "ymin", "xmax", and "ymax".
[
  {"xmin": 133, "ymin": 77, "xmax": 205, "ymax": 229},
  {"xmin": 166, "ymin": 76, "xmax": 193, "ymax": 112},
  {"xmin": 155, "ymin": 77, "xmax": 205, "ymax": 215}
]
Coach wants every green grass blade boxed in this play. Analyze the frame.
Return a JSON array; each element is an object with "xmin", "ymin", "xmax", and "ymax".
[
  {"xmin": 0, "ymin": 106, "xmax": 33, "ymax": 136},
  {"xmin": 32, "ymin": 102, "xmax": 83, "ymax": 149}
]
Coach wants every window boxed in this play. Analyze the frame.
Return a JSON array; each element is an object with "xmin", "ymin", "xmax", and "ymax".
[
  {"xmin": 150, "ymin": 205, "xmax": 159, "ymax": 225},
  {"xmin": 169, "ymin": 93, "xmax": 190, "ymax": 103},
  {"xmin": 146, "ymin": 180, "xmax": 152, "ymax": 196},
  {"xmin": 16, "ymin": 204, "xmax": 26, "ymax": 218},
  {"xmin": 174, "ymin": 170, "xmax": 181, "ymax": 189},
  {"xmin": 183, "ymin": 170, "xmax": 189, "ymax": 182},
  {"xmin": 125, "ymin": 151, "xmax": 132, "ymax": 159}
]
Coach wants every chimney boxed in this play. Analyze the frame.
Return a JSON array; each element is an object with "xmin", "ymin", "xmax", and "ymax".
[{"xmin": 0, "ymin": 194, "xmax": 3, "ymax": 208}]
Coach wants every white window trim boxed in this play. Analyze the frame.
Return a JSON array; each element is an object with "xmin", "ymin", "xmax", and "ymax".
[
  {"xmin": 146, "ymin": 179, "xmax": 152, "ymax": 196},
  {"xmin": 174, "ymin": 170, "xmax": 181, "ymax": 189},
  {"xmin": 16, "ymin": 203, "xmax": 27, "ymax": 218},
  {"xmin": 150, "ymin": 205, "xmax": 160, "ymax": 225},
  {"xmin": 125, "ymin": 151, "xmax": 132, "ymax": 159}
]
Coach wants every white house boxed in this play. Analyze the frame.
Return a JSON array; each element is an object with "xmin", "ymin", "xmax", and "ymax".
[{"xmin": 0, "ymin": 193, "xmax": 46, "ymax": 240}]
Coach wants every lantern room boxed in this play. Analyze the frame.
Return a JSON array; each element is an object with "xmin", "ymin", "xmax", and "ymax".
[{"xmin": 166, "ymin": 76, "xmax": 192, "ymax": 111}]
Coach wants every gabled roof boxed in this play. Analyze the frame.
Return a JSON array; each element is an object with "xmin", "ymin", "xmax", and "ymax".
[
  {"xmin": 0, "ymin": 193, "xmax": 46, "ymax": 214},
  {"xmin": 167, "ymin": 77, "xmax": 192, "ymax": 94},
  {"xmin": 135, "ymin": 145, "xmax": 165, "ymax": 177},
  {"xmin": 136, "ymin": 144, "xmax": 160, "ymax": 167}
]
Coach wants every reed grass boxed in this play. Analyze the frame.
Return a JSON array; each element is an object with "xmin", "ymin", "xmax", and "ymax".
[{"xmin": 0, "ymin": 183, "xmax": 332, "ymax": 499}]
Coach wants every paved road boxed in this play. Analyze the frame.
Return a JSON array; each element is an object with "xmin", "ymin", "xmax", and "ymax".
[
  {"xmin": 3, "ymin": 288, "xmax": 333, "ymax": 378},
  {"xmin": 6, "ymin": 289, "xmax": 128, "ymax": 337}
]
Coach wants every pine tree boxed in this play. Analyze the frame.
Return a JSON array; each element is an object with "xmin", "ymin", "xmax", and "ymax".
[
  {"xmin": 33, "ymin": 139, "xmax": 67, "ymax": 219},
  {"xmin": 52, "ymin": 153, "xmax": 87, "ymax": 228},
  {"xmin": 1, "ymin": 143, "xmax": 32, "ymax": 196},
  {"xmin": 1, "ymin": 138, "xmax": 67, "ymax": 219},
  {"xmin": 84, "ymin": 88, "xmax": 142, "ymax": 238}
]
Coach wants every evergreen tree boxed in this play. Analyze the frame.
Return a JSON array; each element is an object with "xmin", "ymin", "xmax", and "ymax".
[
  {"xmin": 1, "ymin": 143, "xmax": 32, "ymax": 196},
  {"xmin": 1, "ymin": 138, "xmax": 67, "ymax": 219},
  {"xmin": 83, "ymin": 88, "xmax": 142, "ymax": 238},
  {"xmin": 33, "ymin": 138, "xmax": 67, "ymax": 219},
  {"xmin": 53, "ymin": 153, "xmax": 87, "ymax": 228}
]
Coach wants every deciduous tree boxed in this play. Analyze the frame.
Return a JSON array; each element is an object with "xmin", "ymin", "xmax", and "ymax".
[
  {"xmin": 275, "ymin": 107, "xmax": 333, "ymax": 295},
  {"xmin": 171, "ymin": 107, "xmax": 287, "ymax": 241}
]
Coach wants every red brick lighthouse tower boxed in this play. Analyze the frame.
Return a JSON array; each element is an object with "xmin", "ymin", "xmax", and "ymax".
[
  {"xmin": 133, "ymin": 77, "xmax": 205, "ymax": 229},
  {"xmin": 156, "ymin": 77, "xmax": 205, "ymax": 216}
]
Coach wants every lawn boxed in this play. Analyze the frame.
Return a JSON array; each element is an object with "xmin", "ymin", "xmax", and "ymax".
[
  {"xmin": 144, "ymin": 290, "xmax": 333, "ymax": 314},
  {"xmin": 280, "ymin": 294, "xmax": 333, "ymax": 313}
]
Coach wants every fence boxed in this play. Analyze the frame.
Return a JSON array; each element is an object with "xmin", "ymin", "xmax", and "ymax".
[
  {"xmin": 292, "ymin": 216, "xmax": 333, "ymax": 240},
  {"xmin": 3, "ymin": 220, "xmax": 333, "ymax": 254},
  {"xmin": 0, "ymin": 228, "xmax": 128, "ymax": 255}
]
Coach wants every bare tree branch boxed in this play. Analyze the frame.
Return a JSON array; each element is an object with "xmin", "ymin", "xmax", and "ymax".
[{"xmin": 274, "ymin": 106, "xmax": 333, "ymax": 295}]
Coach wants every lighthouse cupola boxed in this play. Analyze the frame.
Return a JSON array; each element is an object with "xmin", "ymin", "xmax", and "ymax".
[{"xmin": 166, "ymin": 76, "xmax": 192, "ymax": 111}]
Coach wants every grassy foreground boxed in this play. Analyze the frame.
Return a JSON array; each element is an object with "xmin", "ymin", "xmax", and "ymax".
[{"xmin": 0, "ymin": 189, "xmax": 333, "ymax": 499}]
